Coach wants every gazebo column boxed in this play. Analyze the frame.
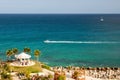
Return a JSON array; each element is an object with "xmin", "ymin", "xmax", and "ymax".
[
  {"xmin": 26, "ymin": 58, "xmax": 29, "ymax": 65},
  {"xmin": 20, "ymin": 58, "xmax": 22, "ymax": 65},
  {"xmin": 25, "ymin": 58, "xmax": 28, "ymax": 65},
  {"xmin": 28, "ymin": 59, "xmax": 30, "ymax": 64}
]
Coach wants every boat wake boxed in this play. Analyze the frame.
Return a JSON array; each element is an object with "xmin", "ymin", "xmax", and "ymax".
[{"xmin": 44, "ymin": 40, "xmax": 119, "ymax": 44}]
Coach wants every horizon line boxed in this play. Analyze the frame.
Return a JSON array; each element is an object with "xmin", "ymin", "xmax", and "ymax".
[{"xmin": 0, "ymin": 13, "xmax": 120, "ymax": 15}]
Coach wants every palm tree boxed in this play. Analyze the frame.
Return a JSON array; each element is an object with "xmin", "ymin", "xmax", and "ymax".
[
  {"xmin": 34, "ymin": 49, "xmax": 41, "ymax": 62},
  {"xmin": 23, "ymin": 47, "xmax": 31, "ymax": 54},
  {"xmin": 12, "ymin": 48, "xmax": 18, "ymax": 55},
  {"xmin": 12, "ymin": 48, "xmax": 18, "ymax": 59},
  {"xmin": 6, "ymin": 49, "xmax": 13, "ymax": 60}
]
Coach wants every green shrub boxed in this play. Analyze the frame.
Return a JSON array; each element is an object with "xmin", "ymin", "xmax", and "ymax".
[
  {"xmin": 58, "ymin": 75, "xmax": 66, "ymax": 80},
  {"xmin": 42, "ymin": 64, "xmax": 50, "ymax": 70},
  {"xmin": 1, "ymin": 71, "xmax": 12, "ymax": 80}
]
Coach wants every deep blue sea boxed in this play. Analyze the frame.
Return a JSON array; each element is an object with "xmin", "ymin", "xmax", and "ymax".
[{"xmin": 0, "ymin": 14, "xmax": 120, "ymax": 67}]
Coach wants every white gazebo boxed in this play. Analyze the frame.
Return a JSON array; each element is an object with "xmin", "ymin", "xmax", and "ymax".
[
  {"xmin": 8, "ymin": 52, "xmax": 36, "ymax": 67},
  {"xmin": 10, "ymin": 52, "xmax": 35, "ymax": 66},
  {"xmin": 15, "ymin": 52, "xmax": 31, "ymax": 66}
]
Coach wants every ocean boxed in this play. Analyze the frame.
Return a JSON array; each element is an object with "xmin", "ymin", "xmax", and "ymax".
[{"xmin": 0, "ymin": 14, "xmax": 120, "ymax": 67}]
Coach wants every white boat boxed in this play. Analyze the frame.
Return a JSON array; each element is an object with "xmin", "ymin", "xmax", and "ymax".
[{"xmin": 44, "ymin": 40, "xmax": 50, "ymax": 43}]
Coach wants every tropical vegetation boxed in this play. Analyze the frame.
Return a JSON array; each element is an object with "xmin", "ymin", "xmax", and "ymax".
[
  {"xmin": 6, "ymin": 49, "xmax": 13, "ymax": 60},
  {"xmin": 23, "ymin": 47, "xmax": 31, "ymax": 53},
  {"xmin": 0, "ymin": 63, "xmax": 12, "ymax": 80},
  {"xmin": 34, "ymin": 49, "xmax": 41, "ymax": 62}
]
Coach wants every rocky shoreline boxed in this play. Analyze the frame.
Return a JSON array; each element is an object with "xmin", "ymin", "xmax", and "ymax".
[{"xmin": 51, "ymin": 66, "xmax": 120, "ymax": 80}]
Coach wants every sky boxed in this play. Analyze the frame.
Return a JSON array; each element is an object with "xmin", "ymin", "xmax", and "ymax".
[{"xmin": 0, "ymin": 0, "xmax": 120, "ymax": 14}]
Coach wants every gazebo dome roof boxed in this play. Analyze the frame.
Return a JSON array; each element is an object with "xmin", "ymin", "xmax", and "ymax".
[{"xmin": 15, "ymin": 52, "xmax": 31, "ymax": 59}]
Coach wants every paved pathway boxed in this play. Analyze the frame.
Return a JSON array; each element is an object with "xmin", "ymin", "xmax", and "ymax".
[{"xmin": 12, "ymin": 75, "xmax": 20, "ymax": 80}]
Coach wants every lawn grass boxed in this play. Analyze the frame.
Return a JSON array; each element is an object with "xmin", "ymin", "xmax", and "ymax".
[{"xmin": 9, "ymin": 62, "xmax": 42, "ymax": 73}]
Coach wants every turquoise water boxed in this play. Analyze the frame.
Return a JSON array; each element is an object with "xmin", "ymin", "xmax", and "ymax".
[{"xmin": 0, "ymin": 14, "xmax": 120, "ymax": 67}]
